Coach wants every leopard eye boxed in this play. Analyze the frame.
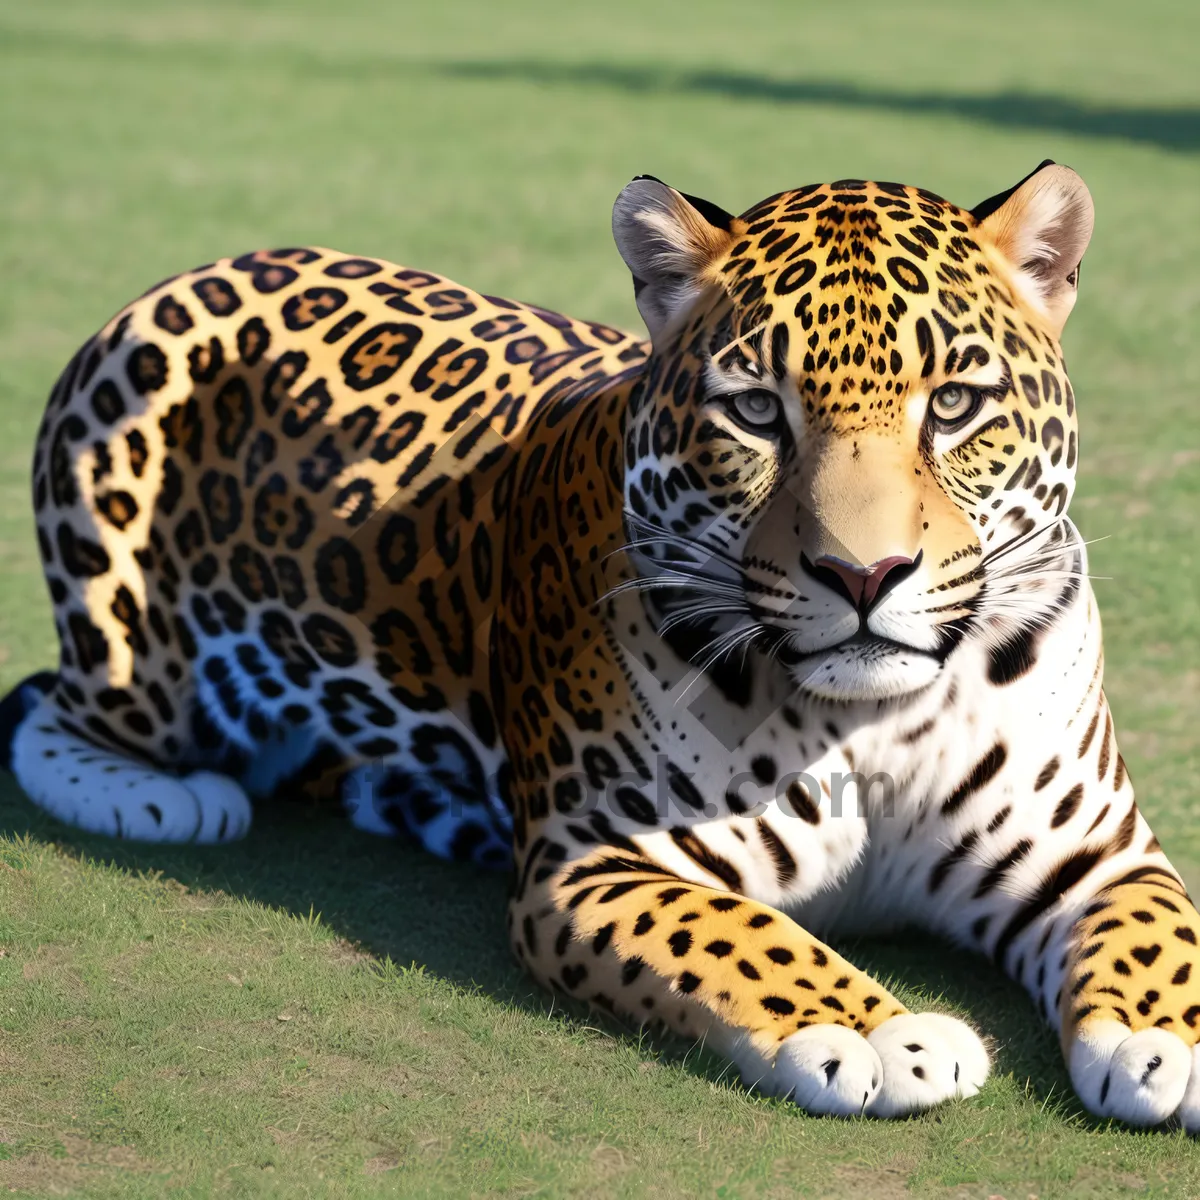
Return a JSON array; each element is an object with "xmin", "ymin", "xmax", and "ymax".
[
  {"xmin": 728, "ymin": 389, "xmax": 782, "ymax": 432},
  {"xmin": 929, "ymin": 383, "xmax": 983, "ymax": 430}
]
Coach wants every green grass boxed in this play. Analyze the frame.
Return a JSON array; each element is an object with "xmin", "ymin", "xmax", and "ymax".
[{"xmin": 1, "ymin": 0, "xmax": 1199, "ymax": 1194}]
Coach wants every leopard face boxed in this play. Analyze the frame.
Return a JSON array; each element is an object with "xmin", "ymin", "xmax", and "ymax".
[{"xmin": 614, "ymin": 164, "xmax": 1093, "ymax": 701}]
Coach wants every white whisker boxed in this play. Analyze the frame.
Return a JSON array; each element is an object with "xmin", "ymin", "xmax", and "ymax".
[
  {"xmin": 658, "ymin": 603, "xmax": 747, "ymax": 635},
  {"xmin": 673, "ymin": 623, "xmax": 763, "ymax": 706}
]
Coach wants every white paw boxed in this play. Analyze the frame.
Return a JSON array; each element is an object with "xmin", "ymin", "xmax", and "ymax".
[
  {"xmin": 10, "ymin": 704, "xmax": 252, "ymax": 844},
  {"xmin": 762, "ymin": 1024, "xmax": 884, "ymax": 1116},
  {"xmin": 1070, "ymin": 1021, "xmax": 1193, "ymax": 1128},
  {"xmin": 866, "ymin": 1012, "xmax": 990, "ymax": 1118},
  {"xmin": 102, "ymin": 771, "xmax": 204, "ymax": 841},
  {"xmin": 183, "ymin": 771, "xmax": 252, "ymax": 843},
  {"xmin": 18, "ymin": 739, "xmax": 203, "ymax": 841}
]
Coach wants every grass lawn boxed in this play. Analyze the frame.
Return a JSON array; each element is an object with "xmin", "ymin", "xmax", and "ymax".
[{"xmin": 1, "ymin": 1, "xmax": 1199, "ymax": 1195}]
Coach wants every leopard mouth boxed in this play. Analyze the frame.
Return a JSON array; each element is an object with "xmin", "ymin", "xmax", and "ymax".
[
  {"xmin": 831, "ymin": 630, "xmax": 924, "ymax": 653},
  {"xmin": 778, "ymin": 630, "xmax": 945, "ymax": 702},
  {"xmin": 776, "ymin": 628, "xmax": 937, "ymax": 665}
]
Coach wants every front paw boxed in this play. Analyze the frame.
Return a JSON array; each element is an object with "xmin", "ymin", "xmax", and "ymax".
[
  {"xmin": 765, "ymin": 1024, "xmax": 884, "ymax": 1116},
  {"xmin": 1070, "ymin": 1020, "xmax": 1200, "ymax": 1130},
  {"xmin": 735, "ymin": 1012, "xmax": 989, "ymax": 1119},
  {"xmin": 866, "ymin": 1012, "xmax": 990, "ymax": 1118}
]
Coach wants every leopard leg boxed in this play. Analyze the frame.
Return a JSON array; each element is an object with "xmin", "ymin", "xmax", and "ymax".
[
  {"xmin": 511, "ymin": 844, "xmax": 988, "ymax": 1118},
  {"xmin": 1060, "ymin": 869, "xmax": 1200, "ymax": 1131},
  {"xmin": 942, "ymin": 839, "xmax": 1200, "ymax": 1129},
  {"xmin": 7, "ymin": 683, "xmax": 250, "ymax": 843},
  {"xmin": 920, "ymin": 714, "xmax": 1200, "ymax": 1131}
]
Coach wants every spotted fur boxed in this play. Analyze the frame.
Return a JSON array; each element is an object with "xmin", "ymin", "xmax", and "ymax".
[{"xmin": 4, "ymin": 162, "xmax": 1197, "ymax": 1126}]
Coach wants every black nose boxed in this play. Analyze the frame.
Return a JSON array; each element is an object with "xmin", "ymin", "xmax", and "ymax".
[{"xmin": 802, "ymin": 551, "xmax": 923, "ymax": 612}]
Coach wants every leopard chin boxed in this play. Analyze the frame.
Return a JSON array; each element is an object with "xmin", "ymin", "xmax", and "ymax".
[{"xmin": 787, "ymin": 638, "xmax": 943, "ymax": 702}]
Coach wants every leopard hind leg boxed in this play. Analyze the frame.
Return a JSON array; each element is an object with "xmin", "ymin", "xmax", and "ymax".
[
  {"xmin": 185, "ymin": 631, "xmax": 511, "ymax": 864},
  {"xmin": 4, "ymin": 676, "xmax": 250, "ymax": 844}
]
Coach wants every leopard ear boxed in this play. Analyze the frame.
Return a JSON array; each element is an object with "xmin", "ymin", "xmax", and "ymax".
[
  {"xmin": 613, "ymin": 176, "xmax": 735, "ymax": 340},
  {"xmin": 973, "ymin": 161, "xmax": 1094, "ymax": 336}
]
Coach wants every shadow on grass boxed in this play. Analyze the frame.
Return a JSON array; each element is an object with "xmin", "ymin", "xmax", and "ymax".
[
  {"xmin": 437, "ymin": 59, "xmax": 1200, "ymax": 156},
  {"xmin": 2, "ymin": 25, "xmax": 1197, "ymax": 155},
  {"xmin": 0, "ymin": 776, "xmax": 1080, "ymax": 1120}
]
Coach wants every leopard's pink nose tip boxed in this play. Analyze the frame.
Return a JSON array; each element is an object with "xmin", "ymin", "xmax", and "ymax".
[{"xmin": 813, "ymin": 554, "xmax": 917, "ymax": 608}]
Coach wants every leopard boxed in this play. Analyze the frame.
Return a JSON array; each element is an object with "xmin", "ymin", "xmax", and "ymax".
[{"xmin": 3, "ymin": 159, "xmax": 1199, "ymax": 1128}]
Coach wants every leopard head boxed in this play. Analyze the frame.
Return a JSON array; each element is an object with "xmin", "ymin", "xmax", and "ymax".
[{"xmin": 614, "ymin": 163, "xmax": 1094, "ymax": 701}]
